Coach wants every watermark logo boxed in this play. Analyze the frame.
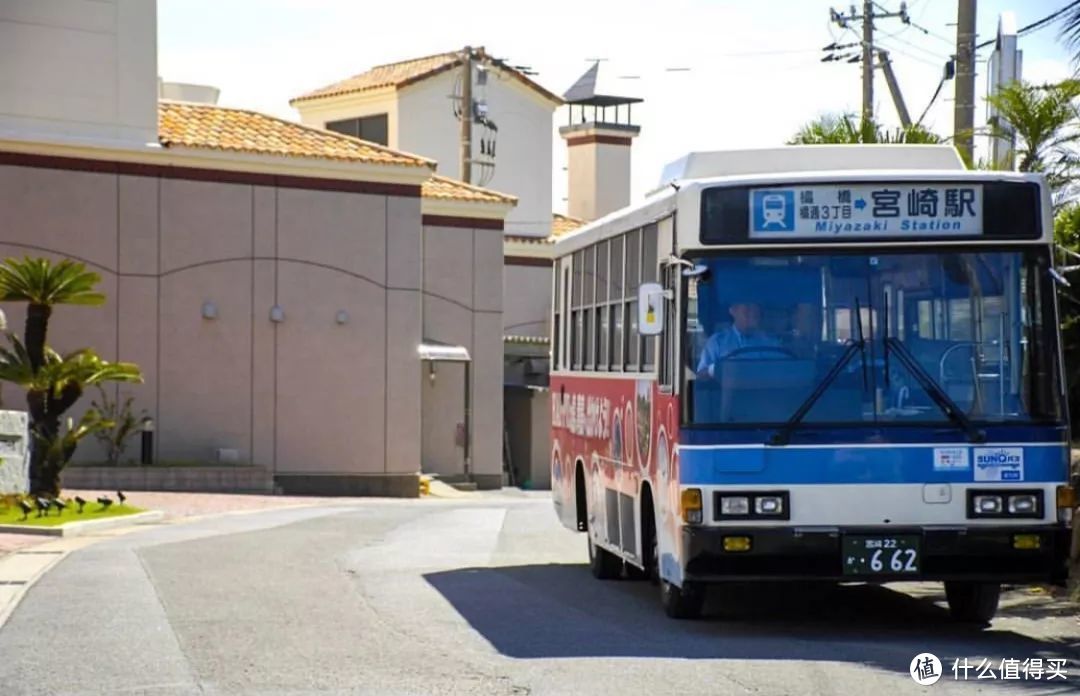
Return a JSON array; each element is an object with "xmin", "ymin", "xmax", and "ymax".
[
  {"xmin": 911, "ymin": 653, "xmax": 943, "ymax": 685},
  {"xmin": 913, "ymin": 655, "xmax": 1070, "ymax": 683}
]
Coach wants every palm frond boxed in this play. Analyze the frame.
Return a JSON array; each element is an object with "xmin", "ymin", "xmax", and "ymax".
[{"xmin": 0, "ymin": 257, "xmax": 105, "ymax": 306}]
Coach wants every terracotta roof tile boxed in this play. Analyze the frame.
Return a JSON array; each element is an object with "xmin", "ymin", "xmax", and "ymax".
[
  {"xmin": 421, "ymin": 175, "xmax": 516, "ymax": 204},
  {"xmin": 158, "ymin": 101, "xmax": 433, "ymax": 168},
  {"xmin": 551, "ymin": 213, "xmax": 586, "ymax": 237},
  {"xmin": 291, "ymin": 48, "xmax": 562, "ymax": 106}
]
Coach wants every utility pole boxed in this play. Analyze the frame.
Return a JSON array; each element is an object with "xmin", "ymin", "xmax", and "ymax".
[
  {"xmin": 954, "ymin": 0, "xmax": 977, "ymax": 163},
  {"xmin": 878, "ymin": 50, "xmax": 912, "ymax": 127},
  {"xmin": 459, "ymin": 46, "xmax": 473, "ymax": 184},
  {"xmin": 828, "ymin": 2, "xmax": 911, "ymax": 132},
  {"xmin": 861, "ymin": 0, "xmax": 874, "ymax": 127}
]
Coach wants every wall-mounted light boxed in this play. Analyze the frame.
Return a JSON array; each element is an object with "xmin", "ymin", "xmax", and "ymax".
[
  {"xmin": 201, "ymin": 301, "xmax": 218, "ymax": 320},
  {"xmin": 140, "ymin": 417, "xmax": 155, "ymax": 465},
  {"xmin": 336, "ymin": 310, "xmax": 349, "ymax": 325},
  {"xmin": 269, "ymin": 305, "xmax": 285, "ymax": 323}
]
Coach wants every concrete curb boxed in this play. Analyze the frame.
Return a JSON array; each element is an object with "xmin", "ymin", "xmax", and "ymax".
[{"xmin": 0, "ymin": 511, "xmax": 165, "ymax": 537}]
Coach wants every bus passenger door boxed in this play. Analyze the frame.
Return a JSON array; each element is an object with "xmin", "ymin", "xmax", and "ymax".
[{"xmin": 639, "ymin": 261, "xmax": 679, "ymax": 568}]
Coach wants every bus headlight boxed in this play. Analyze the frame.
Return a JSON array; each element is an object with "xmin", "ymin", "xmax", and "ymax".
[
  {"xmin": 719, "ymin": 496, "xmax": 750, "ymax": 516},
  {"xmin": 973, "ymin": 495, "xmax": 1004, "ymax": 515},
  {"xmin": 754, "ymin": 496, "xmax": 784, "ymax": 515},
  {"xmin": 1008, "ymin": 494, "xmax": 1038, "ymax": 515}
]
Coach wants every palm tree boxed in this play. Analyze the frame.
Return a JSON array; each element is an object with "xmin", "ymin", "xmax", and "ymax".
[
  {"xmin": 789, "ymin": 113, "xmax": 942, "ymax": 145},
  {"xmin": 985, "ymin": 79, "xmax": 1080, "ymax": 197},
  {"xmin": 0, "ymin": 336, "xmax": 141, "ymax": 494},
  {"xmin": 0, "ymin": 258, "xmax": 139, "ymax": 495},
  {"xmin": 1062, "ymin": 5, "xmax": 1080, "ymax": 61},
  {"xmin": 0, "ymin": 258, "xmax": 104, "ymax": 373}
]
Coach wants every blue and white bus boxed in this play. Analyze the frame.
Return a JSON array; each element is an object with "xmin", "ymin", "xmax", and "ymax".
[{"xmin": 550, "ymin": 146, "xmax": 1074, "ymax": 621}]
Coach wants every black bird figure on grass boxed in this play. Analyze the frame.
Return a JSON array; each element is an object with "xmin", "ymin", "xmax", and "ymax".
[
  {"xmin": 51, "ymin": 498, "xmax": 67, "ymax": 516},
  {"xmin": 117, "ymin": 491, "xmax": 126, "ymax": 506},
  {"xmin": 35, "ymin": 498, "xmax": 50, "ymax": 518},
  {"xmin": 17, "ymin": 499, "xmax": 32, "ymax": 520},
  {"xmin": 97, "ymin": 496, "xmax": 112, "ymax": 511},
  {"xmin": 74, "ymin": 496, "xmax": 87, "ymax": 514}
]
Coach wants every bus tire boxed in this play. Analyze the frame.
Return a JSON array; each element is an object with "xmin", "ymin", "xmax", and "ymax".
[
  {"xmin": 944, "ymin": 581, "xmax": 1000, "ymax": 624},
  {"xmin": 588, "ymin": 534, "xmax": 622, "ymax": 579},
  {"xmin": 661, "ymin": 579, "xmax": 705, "ymax": 619}
]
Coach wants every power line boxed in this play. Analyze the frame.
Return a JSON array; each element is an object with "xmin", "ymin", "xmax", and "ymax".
[
  {"xmin": 877, "ymin": 29, "xmax": 951, "ymax": 60},
  {"xmin": 976, "ymin": 0, "xmax": 1080, "ymax": 49},
  {"xmin": 906, "ymin": 21, "xmax": 957, "ymax": 47},
  {"xmin": 876, "ymin": 40, "xmax": 948, "ymax": 67},
  {"xmin": 915, "ymin": 75, "xmax": 946, "ymax": 127}
]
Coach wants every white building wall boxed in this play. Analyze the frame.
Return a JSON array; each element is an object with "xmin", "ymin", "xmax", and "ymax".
[
  {"xmin": 294, "ymin": 90, "xmax": 400, "ymax": 150},
  {"xmin": 0, "ymin": 0, "xmax": 158, "ymax": 148},
  {"xmin": 397, "ymin": 69, "xmax": 555, "ymax": 237}
]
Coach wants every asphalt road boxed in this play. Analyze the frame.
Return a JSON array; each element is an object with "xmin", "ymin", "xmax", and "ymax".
[{"xmin": 1, "ymin": 493, "xmax": 1078, "ymax": 695}]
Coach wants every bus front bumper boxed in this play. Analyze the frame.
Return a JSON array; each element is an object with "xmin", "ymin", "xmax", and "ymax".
[{"xmin": 682, "ymin": 525, "xmax": 1071, "ymax": 585}]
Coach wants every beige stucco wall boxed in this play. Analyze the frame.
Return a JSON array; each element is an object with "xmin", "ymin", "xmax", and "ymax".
[
  {"xmin": 503, "ymin": 263, "xmax": 552, "ymax": 338},
  {"xmin": 421, "ymin": 223, "xmax": 503, "ymax": 486},
  {"xmin": 564, "ymin": 140, "xmax": 633, "ymax": 222},
  {"xmin": 0, "ymin": 160, "xmax": 427, "ymax": 494},
  {"xmin": 0, "ymin": 0, "xmax": 158, "ymax": 148}
]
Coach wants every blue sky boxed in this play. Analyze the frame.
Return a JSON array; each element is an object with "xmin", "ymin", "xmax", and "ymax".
[{"xmin": 158, "ymin": 0, "xmax": 1076, "ymax": 209}]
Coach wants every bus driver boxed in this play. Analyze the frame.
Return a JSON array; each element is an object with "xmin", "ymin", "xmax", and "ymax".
[{"xmin": 696, "ymin": 298, "xmax": 780, "ymax": 378}]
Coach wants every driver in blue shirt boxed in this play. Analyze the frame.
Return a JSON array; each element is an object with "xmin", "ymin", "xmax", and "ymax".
[{"xmin": 696, "ymin": 300, "xmax": 781, "ymax": 378}]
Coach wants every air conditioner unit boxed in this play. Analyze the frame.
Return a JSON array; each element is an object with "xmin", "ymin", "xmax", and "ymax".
[{"xmin": 215, "ymin": 448, "xmax": 239, "ymax": 464}]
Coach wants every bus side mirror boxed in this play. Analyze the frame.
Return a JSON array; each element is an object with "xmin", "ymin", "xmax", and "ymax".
[{"xmin": 638, "ymin": 282, "xmax": 665, "ymax": 336}]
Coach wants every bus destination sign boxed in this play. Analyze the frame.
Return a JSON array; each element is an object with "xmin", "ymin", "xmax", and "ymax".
[{"xmin": 748, "ymin": 184, "xmax": 983, "ymax": 239}]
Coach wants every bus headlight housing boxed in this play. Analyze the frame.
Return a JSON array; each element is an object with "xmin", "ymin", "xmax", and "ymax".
[
  {"xmin": 967, "ymin": 490, "xmax": 1043, "ymax": 519},
  {"xmin": 715, "ymin": 491, "xmax": 790, "ymax": 520},
  {"xmin": 1008, "ymin": 493, "xmax": 1038, "ymax": 515},
  {"xmin": 719, "ymin": 496, "xmax": 750, "ymax": 516},
  {"xmin": 754, "ymin": 496, "xmax": 784, "ymax": 515},
  {"xmin": 973, "ymin": 495, "xmax": 1003, "ymax": 515}
]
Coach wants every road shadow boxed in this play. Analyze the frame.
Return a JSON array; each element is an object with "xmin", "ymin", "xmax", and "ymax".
[{"xmin": 423, "ymin": 563, "xmax": 1080, "ymax": 684}]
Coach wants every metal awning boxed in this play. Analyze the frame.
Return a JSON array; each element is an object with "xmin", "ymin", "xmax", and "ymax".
[{"xmin": 418, "ymin": 342, "xmax": 471, "ymax": 363}]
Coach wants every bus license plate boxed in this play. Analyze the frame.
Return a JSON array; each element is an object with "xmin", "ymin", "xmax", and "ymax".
[{"xmin": 842, "ymin": 535, "xmax": 921, "ymax": 576}]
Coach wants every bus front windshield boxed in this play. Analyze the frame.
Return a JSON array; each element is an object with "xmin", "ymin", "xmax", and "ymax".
[{"xmin": 684, "ymin": 249, "xmax": 1063, "ymax": 429}]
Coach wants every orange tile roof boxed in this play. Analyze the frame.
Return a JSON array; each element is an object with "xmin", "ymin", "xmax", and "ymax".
[
  {"xmin": 422, "ymin": 175, "xmax": 516, "ymax": 204},
  {"xmin": 551, "ymin": 213, "xmax": 586, "ymax": 237},
  {"xmin": 290, "ymin": 48, "xmax": 563, "ymax": 106},
  {"xmin": 158, "ymin": 101, "xmax": 433, "ymax": 168}
]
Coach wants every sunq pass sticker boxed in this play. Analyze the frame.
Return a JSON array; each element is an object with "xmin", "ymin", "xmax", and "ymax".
[{"xmin": 973, "ymin": 447, "xmax": 1025, "ymax": 482}]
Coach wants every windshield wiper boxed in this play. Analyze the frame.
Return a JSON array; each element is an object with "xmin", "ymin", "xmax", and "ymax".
[
  {"xmin": 885, "ymin": 337, "xmax": 985, "ymax": 443},
  {"xmin": 771, "ymin": 300, "xmax": 868, "ymax": 446}
]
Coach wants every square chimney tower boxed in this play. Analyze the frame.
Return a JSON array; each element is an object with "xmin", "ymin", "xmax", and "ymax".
[{"xmin": 559, "ymin": 62, "xmax": 641, "ymax": 221}]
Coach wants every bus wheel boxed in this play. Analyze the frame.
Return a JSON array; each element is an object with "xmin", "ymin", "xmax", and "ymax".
[
  {"xmin": 944, "ymin": 581, "xmax": 1000, "ymax": 624},
  {"xmin": 660, "ymin": 579, "xmax": 705, "ymax": 619},
  {"xmin": 588, "ymin": 533, "xmax": 622, "ymax": 579}
]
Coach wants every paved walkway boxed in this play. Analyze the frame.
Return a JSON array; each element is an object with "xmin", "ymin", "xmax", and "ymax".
[{"xmin": 0, "ymin": 489, "xmax": 377, "ymax": 558}]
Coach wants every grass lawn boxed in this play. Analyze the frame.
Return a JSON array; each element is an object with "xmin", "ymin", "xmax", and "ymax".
[{"xmin": 0, "ymin": 501, "xmax": 144, "ymax": 527}]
